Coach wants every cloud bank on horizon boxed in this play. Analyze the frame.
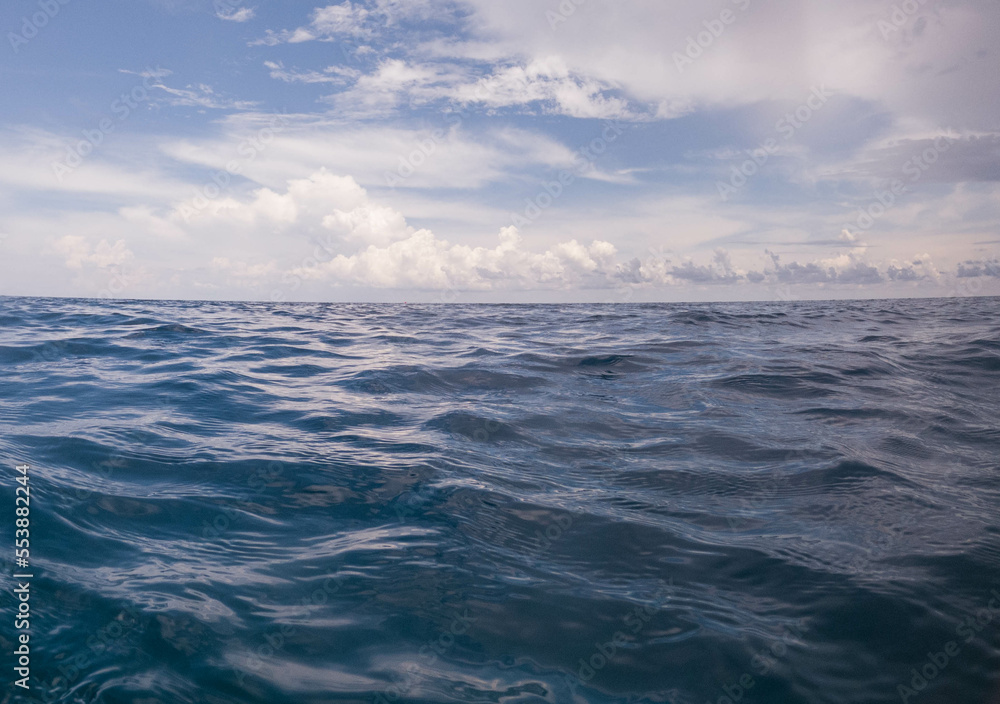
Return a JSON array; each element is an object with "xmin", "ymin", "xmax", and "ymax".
[{"xmin": 1, "ymin": 0, "xmax": 999, "ymax": 302}]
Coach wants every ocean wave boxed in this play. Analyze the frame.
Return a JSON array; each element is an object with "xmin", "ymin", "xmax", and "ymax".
[{"xmin": 1, "ymin": 295, "xmax": 998, "ymax": 703}]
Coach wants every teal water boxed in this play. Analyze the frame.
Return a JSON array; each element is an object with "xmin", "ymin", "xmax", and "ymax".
[{"xmin": 1, "ymin": 296, "xmax": 999, "ymax": 704}]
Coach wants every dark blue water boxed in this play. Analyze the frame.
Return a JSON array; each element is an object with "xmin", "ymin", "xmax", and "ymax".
[{"xmin": 2, "ymin": 296, "xmax": 999, "ymax": 704}]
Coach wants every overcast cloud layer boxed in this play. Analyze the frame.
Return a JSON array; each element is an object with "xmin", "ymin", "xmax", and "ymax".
[{"xmin": 1, "ymin": 0, "xmax": 998, "ymax": 301}]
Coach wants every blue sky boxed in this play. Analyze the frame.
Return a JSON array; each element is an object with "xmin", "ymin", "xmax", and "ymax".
[{"xmin": 1, "ymin": 0, "xmax": 999, "ymax": 302}]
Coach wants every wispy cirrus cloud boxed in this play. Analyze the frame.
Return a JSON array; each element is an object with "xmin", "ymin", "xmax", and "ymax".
[
  {"xmin": 264, "ymin": 61, "xmax": 361, "ymax": 85},
  {"xmin": 250, "ymin": 2, "xmax": 372, "ymax": 45},
  {"xmin": 151, "ymin": 82, "xmax": 258, "ymax": 110},
  {"xmin": 2, "ymin": 0, "xmax": 998, "ymax": 301},
  {"xmin": 216, "ymin": 6, "xmax": 255, "ymax": 22}
]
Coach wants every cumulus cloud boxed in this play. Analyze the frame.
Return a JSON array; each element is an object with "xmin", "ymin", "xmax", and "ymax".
[
  {"xmin": 53, "ymin": 236, "xmax": 134, "ymax": 270},
  {"xmin": 321, "ymin": 202, "xmax": 410, "ymax": 247},
  {"xmin": 957, "ymin": 259, "xmax": 1000, "ymax": 278},
  {"xmin": 885, "ymin": 255, "xmax": 940, "ymax": 282},
  {"xmin": 835, "ymin": 260, "xmax": 883, "ymax": 285},
  {"xmin": 4, "ymin": 1, "xmax": 1000, "ymax": 301},
  {"xmin": 167, "ymin": 167, "xmax": 622, "ymax": 289},
  {"xmin": 158, "ymin": 166, "xmax": 969, "ymax": 293},
  {"xmin": 295, "ymin": 226, "xmax": 621, "ymax": 290},
  {"xmin": 757, "ymin": 250, "xmax": 885, "ymax": 286},
  {"xmin": 28, "ymin": 159, "xmax": 987, "ymax": 297},
  {"xmin": 171, "ymin": 169, "xmax": 366, "ymax": 227},
  {"xmin": 664, "ymin": 249, "xmax": 744, "ymax": 284},
  {"xmin": 613, "ymin": 246, "xmax": 923, "ymax": 290}
]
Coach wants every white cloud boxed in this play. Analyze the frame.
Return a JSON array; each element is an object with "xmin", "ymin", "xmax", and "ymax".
[
  {"xmin": 5, "ymin": 0, "xmax": 1000, "ymax": 301},
  {"xmin": 401, "ymin": 0, "xmax": 998, "ymax": 144},
  {"xmin": 119, "ymin": 67, "xmax": 173, "ymax": 80},
  {"xmin": 372, "ymin": 0, "xmax": 448, "ymax": 23},
  {"xmin": 312, "ymin": 2, "xmax": 370, "ymax": 35},
  {"xmin": 251, "ymin": 0, "xmax": 463, "ymax": 46},
  {"xmin": 662, "ymin": 249, "xmax": 744, "ymax": 284},
  {"xmin": 452, "ymin": 57, "xmax": 634, "ymax": 119},
  {"xmin": 53, "ymin": 236, "xmax": 134, "ymax": 270},
  {"xmin": 297, "ymin": 226, "xmax": 621, "ymax": 290},
  {"xmin": 171, "ymin": 169, "xmax": 366, "ymax": 227},
  {"xmin": 957, "ymin": 259, "xmax": 1000, "ymax": 278},
  {"xmin": 154, "ymin": 167, "xmax": 624, "ymax": 290},
  {"xmin": 252, "ymin": 1, "xmax": 1000, "ymax": 128},
  {"xmin": 324, "ymin": 59, "xmax": 458, "ymax": 117},
  {"xmin": 0, "ymin": 128, "xmax": 193, "ymax": 200},
  {"xmin": 308, "ymin": 55, "xmax": 636, "ymax": 120},
  {"xmin": 264, "ymin": 61, "xmax": 360, "ymax": 85},
  {"xmin": 251, "ymin": 2, "xmax": 372, "ymax": 44},
  {"xmin": 150, "ymin": 81, "xmax": 258, "ymax": 110},
  {"xmin": 886, "ymin": 254, "xmax": 940, "ymax": 282},
  {"xmin": 157, "ymin": 111, "xmax": 594, "ymax": 191},
  {"xmin": 216, "ymin": 6, "xmax": 255, "ymax": 22},
  {"xmin": 152, "ymin": 166, "xmax": 962, "ymax": 294},
  {"xmin": 212, "ymin": 257, "xmax": 277, "ymax": 278},
  {"xmin": 4, "ymin": 154, "xmax": 994, "ymax": 300},
  {"xmin": 322, "ymin": 203, "xmax": 410, "ymax": 246}
]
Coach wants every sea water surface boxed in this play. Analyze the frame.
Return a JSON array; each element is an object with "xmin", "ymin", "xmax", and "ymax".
[{"xmin": 1, "ymin": 296, "xmax": 999, "ymax": 704}]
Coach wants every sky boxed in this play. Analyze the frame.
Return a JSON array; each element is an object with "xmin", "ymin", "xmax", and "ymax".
[{"xmin": 1, "ymin": 0, "xmax": 999, "ymax": 303}]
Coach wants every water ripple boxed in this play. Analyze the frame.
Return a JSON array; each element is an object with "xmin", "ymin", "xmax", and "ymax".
[{"xmin": 1, "ymin": 296, "xmax": 998, "ymax": 704}]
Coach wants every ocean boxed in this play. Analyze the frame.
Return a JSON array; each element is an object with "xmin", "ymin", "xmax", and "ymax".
[{"xmin": 1, "ymin": 295, "xmax": 999, "ymax": 704}]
